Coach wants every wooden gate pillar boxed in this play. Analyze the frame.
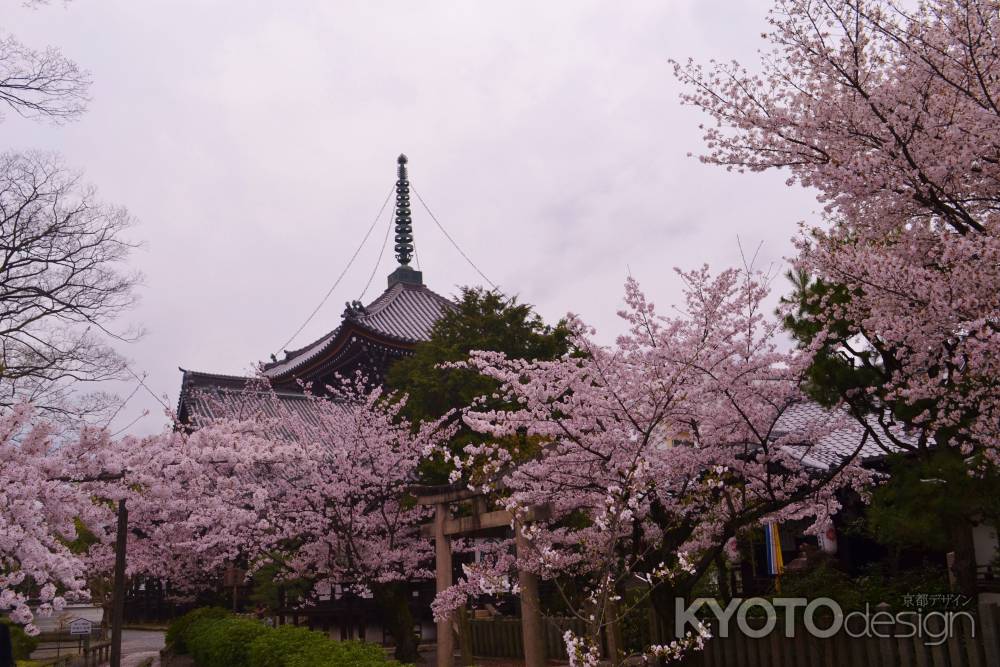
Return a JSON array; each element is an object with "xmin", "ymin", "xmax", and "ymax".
[
  {"xmin": 515, "ymin": 527, "xmax": 545, "ymax": 667},
  {"xmin": 435, "ymin": 502, "xmax": 453, "ymax": 667}
]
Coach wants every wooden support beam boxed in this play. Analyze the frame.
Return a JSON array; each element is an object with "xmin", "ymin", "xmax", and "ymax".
[
  {"xmin": 109, "ymin": 499, "xmax": 128, "ymax": 667},
  {"xmin": 515, "ymin": 528, "xmax": 545, "ymax": 667},
  {"xmin": 421, "ymin": 509, "xmax": 514, "ymax": 538},
  {"xmin": 434, "ymin": 503, "xmax": 453, "ymax": 667},
  {"xmin": 411, "ymin": 483, "xmax": 481, "ymax": 506},
  {"xmin": 415, "ymin": 497, "xmax": 555, "ymax": 667},
  {"xmin": 419, "ymin": 504, "xmax": 552, "ymax": 539}
]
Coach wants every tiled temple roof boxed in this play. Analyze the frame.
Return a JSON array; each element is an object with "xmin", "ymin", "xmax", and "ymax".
[
  {"xmin": 178, "ymin": 276, "xmax": 455, "ymax": 425},
  {"xmin": 775, "ymin": 401, "xmax": 918, "ymax": 469},
  {"xmin": 176, "ymin": 371, "xmax": 325, "ymax": 428},
  {"xmin": 261, "ymin": 280, "xmax": 454, "ymax": 379}
]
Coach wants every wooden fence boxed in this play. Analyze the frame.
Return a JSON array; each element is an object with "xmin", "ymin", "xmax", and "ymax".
[
  {"xmin": 470, "ymin": 605, "xmax": 1000, "ymax": 667},
  {"xmin": 468, "ymin": 616, "xmax": 590, "ymax": 661}
]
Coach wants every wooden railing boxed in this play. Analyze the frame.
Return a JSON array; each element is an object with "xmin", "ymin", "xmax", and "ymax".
[
  {"xmin": 83, "ymin": 640, "xmax": 112, "ymax": 666},
  {"xmin": 37, "ymin": 640, "xmax": 111, "ymax": 667}
]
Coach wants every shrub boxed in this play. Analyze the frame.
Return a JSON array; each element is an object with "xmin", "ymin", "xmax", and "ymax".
[
  {"xmin": 249, "ymin": 625, "xmax": 398, "ymax": 667},
  {"xmin": 779, "ymin": 562, "xmax": 863, "ymax": 609},
  {"xmin": 169, "ymin": 609, "xmax": 400, "ymax": 667},
  {"xmin": 248, "ymin": 624, "xmax": 330, "ymax": 667},
  {"xmin": 1, "ymin": 618, "xmax": 39, "ymax": 659},
  {"xmin": 186, "ymin": 616, "xmax": 270, "ymax": 667},
  {"xmin": 284, "ymin": 640, "xmax": 399, "ymax": 667},
  {"xmin": 165, "ymin": 607, "xmax": 231, "ymax": 654}
]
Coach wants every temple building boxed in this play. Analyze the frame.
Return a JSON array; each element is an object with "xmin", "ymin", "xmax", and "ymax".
[
  {"xmin": 176, "ymin": 154, "xmax": 455, "ymax": 426},
  {"xmin": 143, "ymin": 155, "xmax": 456, "ymax": 638}
]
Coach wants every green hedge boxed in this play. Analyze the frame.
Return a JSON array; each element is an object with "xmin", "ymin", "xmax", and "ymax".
[
  {"xmin": 165, "ymin": 607, "xmax": 231, "ymax": 654},
  {"xmin": 283, "ymin": 641, "xmax": 398, "ymax": 667},
  {"xmin": 247, "ymin": 625, "xmax": 329, "ymax": 667},
  {"xmin": 188, "ymin": 617, "xmax": 270, "ymax": 667},
  {"xmin": 167, "ymin": 608, "xmax": 401, "ymax": 667}
]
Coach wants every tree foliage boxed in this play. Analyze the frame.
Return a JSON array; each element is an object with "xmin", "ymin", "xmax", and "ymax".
[
  {"xmin": 867, "ymin": 449, "xmax": 1000, "ymax": 553},
  {"xmin": 108, "ymin": 381, "xmax": 453, "ymax": 660},
  {"xmin": 0, "ymin": 403, "xmax": 110, "ymax": 634},
  {"xmin": 387, "ymin": 287, "xmax": 571, "ymax": 482}
]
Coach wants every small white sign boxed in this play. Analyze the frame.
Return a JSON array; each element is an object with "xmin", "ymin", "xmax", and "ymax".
[{"xmin": 69, "ymin": 618, "xmax": 92, "ymax": 635}]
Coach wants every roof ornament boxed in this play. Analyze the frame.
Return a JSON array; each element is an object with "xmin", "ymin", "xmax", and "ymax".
[
  {"xmin": 387, "ymin": 154, "xmax": 423, "ymax": 288},
  {"xmin": 343, "ymin": 300, "xmax": 368, "ymax": 319},
  {"xmin": 394, "ymin": 154, "xmax": 413, "ymax": 266}
]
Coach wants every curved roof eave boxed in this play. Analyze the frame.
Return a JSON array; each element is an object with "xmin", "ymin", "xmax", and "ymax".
[{"xmin": 261, "ymin": 282, "xmax": 455, "ymax": 380}]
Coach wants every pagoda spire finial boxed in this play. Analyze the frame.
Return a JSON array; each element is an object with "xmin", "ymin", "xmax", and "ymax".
[
  {"xmin": 386, "ymin": 154, "xmax": 423, "ymax": 288},
  {"xmin": 394, "ymin": 154, "xmax": 413, "ymax": 266}
]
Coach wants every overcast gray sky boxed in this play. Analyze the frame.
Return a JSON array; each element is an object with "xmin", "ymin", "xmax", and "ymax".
[{"xmin": 4, "ymin": 0, "xmax": 821, "ymax": 435}]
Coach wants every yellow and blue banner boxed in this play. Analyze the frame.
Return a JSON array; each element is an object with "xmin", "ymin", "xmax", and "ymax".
[{"xmin": 764, "ymin": 521, "xmax": 784, "ymax": 591}]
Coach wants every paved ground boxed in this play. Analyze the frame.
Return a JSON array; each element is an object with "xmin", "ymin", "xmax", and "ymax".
[
  {"xmin": 120, "ymin": 629, "xmax": 166, "ymax": 667},
  {"xmin": 417, "ymin": 645, "xmax": 568, "ymax": 666},
  {"xmin": 31, "ymin": 628, "xmax": 165, "ymax": 666}
]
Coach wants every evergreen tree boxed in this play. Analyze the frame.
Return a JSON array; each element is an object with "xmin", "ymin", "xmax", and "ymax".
[
  {"xmin": 386, "ymin": 287, "xmax": 571, "ymax": 484},
  {"xmin": 782, "ymin": 272, "xmax": 997, "ymax": 595}
]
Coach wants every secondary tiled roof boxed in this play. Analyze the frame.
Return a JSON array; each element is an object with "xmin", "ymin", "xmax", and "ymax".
[
  {"xmin": 177, "ymin": 369, "xmax": 329, "ymax": 429},
  {"xmin": 775, "ymin": 401, "xmax": 919, "ymax": 469},
  {"xmin": 262, "ymin": 281, "xmax": 454, "ymax": 378}
]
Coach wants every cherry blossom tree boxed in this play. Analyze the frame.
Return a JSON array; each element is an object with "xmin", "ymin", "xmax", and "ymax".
[
  {"xmin": 673, "ymin": 0, "xmax": 1000, "ymax": 595},
  {"xmin": 440, "ymin": 267, "xmax": 872, "ymax": 663},
  {"xmin": 0, "ymin": 404, "xmax": 108, "ymax": 635},
  {"xmin": 111, "ymin": 380, "xmax": 452, "ymax": 661},
  {"xmin": 83, "ymin": 421, "xmax": 260, "ymax": 595},
  {"xmin": 0, "ymin": 378, "xmax": 444, "ymax": 657}
]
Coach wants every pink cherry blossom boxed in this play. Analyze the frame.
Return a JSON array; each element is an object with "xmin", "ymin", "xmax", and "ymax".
[
  {"xmin": 442, "ymin": 267, "xmax": 872, "ymax": 660},
  {"xmin": 674, "ymin": 0, "xmax": 1000, "ymax": 462},
  {"xmin": 105, "ymin": 378, "xmax": 454, "ymax": 608},
  {"xmin": 0, "ymin": 405, "xmax": 97, "ymax": 634}
]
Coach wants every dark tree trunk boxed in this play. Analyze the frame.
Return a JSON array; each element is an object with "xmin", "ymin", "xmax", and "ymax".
[
  {"xmin": 948, "ymin": 518, "xmax": 979, "ymax": 600},
  {"xmin": 649, "ymin": 581, "xmax": 697, "ymax": 667},
  {"xmin": 889, "ymin": 546, "xmax": 901, "ymax": 578},
  {"xmin": 374, "ymin": 582, "xmax": 420, "ymax": 662},
  {"xmin": 456, "ymin": 607, "xmax": 475, "ymax": 666},
  {"xmin": 714, "ymin": 553, "xmax": 731, "ymax": 603},
  {"xmin": 649, "ymin": 582, "xmax": 680, "ymax": 643}
]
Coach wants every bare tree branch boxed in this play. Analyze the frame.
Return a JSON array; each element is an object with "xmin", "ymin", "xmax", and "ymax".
[
  {"xmin": 0, "ymin": 151, "xmax": 142, "ymax": 419},
  {"xmin": 0, "ymin": 33, "xmax": 90, "ymax": 122}
]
